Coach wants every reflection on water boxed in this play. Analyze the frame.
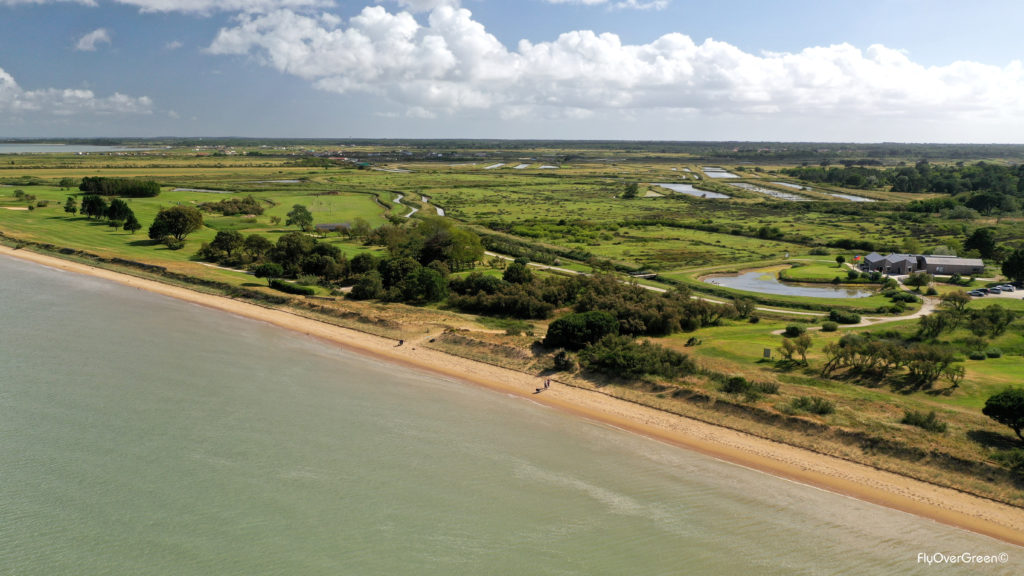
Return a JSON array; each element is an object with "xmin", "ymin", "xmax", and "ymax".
[
  {"xmin": 705, "ymin": 269, "xmax": 875, "ymax": 298},
  {"xmin": 653, "ymin": 183, "xmax": 730, "ymax": 199}
]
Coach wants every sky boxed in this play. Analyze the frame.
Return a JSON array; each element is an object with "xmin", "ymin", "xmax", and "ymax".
[{"xmin": 1, "ymin": 0, "xmax": 1023, "ymax": 142}]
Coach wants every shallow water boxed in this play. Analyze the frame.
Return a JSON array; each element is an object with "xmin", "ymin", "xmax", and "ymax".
[
  {"xmin": 0, "ymin": 256, "xmax": 1017, "ymax": 575},
  {"xmin": 706, "ymin": 269, "xmax": 875, "ymax": 298},
  {"xmin": 653, "ymin": 182, "xmax": 730, "ymax": 199}
]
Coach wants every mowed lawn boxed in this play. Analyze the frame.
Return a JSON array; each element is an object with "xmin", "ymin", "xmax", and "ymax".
[{"xmin": 0, "ymin": 185, "xmax": 387, "ymax": 271}]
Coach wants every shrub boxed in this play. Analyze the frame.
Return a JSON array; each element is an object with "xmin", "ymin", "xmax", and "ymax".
[
  {"xmin": 783, "ymin": 325, "xmax": 806, "ymax": 337},
  {"xmin": 36, "ymin": 200, "xmax": 49, "ymax": 207},
  {"xmin": 985, "ymin": 348, "xmax": 1003, "ymax": 358},
  {"xmin": 296, "ymin": 274, "xmax": 320, "ymax": 286},
  {"xmin": 748, "ymin": 315, "xmax": 760, "ymax": 324},
  {"xmin": 756, "ymin": 381, "xmax": 779, "ymax": 395},
  {"xmin": 552, "ymin": 349, "xmax": 578, "ymax": 372},
  {"xmin": 578, "ymin": 335, "xmax": 695, "ymax": 379},
  {"xmin": 821, "ymin": 321, "xmax": 839, "ymax": 332},
  {"xmin": 846, "ymin": 270, "xmax": 860, "ymax": 280},
  {"xmin": 721, "ymin": 376, "xmax": 751, "ymax": 394},
  {"xmin": 544, "ymin": 310, "xmax": 619, "ymax": 350},
  {"xmin": 163, "ymin": 237, "xmax": 185, "ymax": 250},
  {"xmin": 925, "ymin": 287, "xmax": 938, "ymax": 296},
  {"xmin": 789, "ymin": 396, "xmax": 835, "ymax": 415},
  {"xmin": 828, "ymin": 309, "xmax": 861, "ymax": 324},
  {"xmin": 969, "ymin": 351, "xmax": 987, "ymax": 360},
  {"xmin": 269, "ymin": 278, "xmax": 315, "ymax": 295},
  {"xmin": 901, "ymin": 410, "xmax": 947, "ymax": 433}
]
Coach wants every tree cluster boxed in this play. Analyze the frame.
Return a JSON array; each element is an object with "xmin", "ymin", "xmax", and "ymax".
[
  {"xmin": 79, "ymin": 177, "xmax": 160, "ymax": 198},
  {"xmin": 70, "ymin": 194, "xmax": 142, "ymax": 234},
  {"xmin": 197, "ymin": 195, "xmax": 265, "ymax": 216}
]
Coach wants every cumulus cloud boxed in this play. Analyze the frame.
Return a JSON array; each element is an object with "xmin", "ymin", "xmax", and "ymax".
[
  {"xmin": 0, "ymin": 66, "xmax": 153, "ymax": 116},
  {"xmin": 205, "ymin": 4, "xmax": 1024, "ymax": 125},
  {"xmin": 75, "ymin": 28, "xmax": 111, "ymax": 51}
]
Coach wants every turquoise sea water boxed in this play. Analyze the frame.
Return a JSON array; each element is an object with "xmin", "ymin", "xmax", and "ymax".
[{"xmin": 0, "ymin": 255, "xmax": 1019, "ymax": 575}]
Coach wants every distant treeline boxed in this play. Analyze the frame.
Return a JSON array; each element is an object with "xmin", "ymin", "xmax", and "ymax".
[
  {"xmin": 79, "ymin": 177, "xmax": 160, "ymax": 198},
  {"xmin": 783, "ymin": 160, "xmax": 1024, "ymax": 197}
]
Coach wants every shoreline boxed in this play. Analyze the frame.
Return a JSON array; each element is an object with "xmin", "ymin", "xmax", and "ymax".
[{"xmin": 3, "ymin": 244, "xmax": 1023, "ymax": 548}]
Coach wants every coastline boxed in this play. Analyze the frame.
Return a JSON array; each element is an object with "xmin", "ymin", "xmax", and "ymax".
[{"xmin": 3, "ymin": 244, "xmax": 1023, "ymax": 548}]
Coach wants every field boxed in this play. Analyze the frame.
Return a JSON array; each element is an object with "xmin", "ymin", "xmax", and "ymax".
[{"xmin": 2, "ymin": 141, "xmax": 1023, "ymax": 505}]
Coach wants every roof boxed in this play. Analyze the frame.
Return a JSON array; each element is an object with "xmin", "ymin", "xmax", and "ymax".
[
  {"xmin": 863, "ymin": 252, "xmax": 884, "ymax": 262},
  {"xmin": 918, "ymin": 256, "xmax": 984, "ymax": 267},
  {"xmin": 882, "ymin": 253, "xmax": 916, "ymax": 264}
]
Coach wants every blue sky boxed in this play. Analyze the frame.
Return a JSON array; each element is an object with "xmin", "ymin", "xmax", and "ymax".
[{"xmin": 1, "ymin": 0, "xmax": 1023, "ymax": 141}]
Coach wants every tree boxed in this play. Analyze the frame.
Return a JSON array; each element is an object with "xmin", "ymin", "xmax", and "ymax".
[
  {"xmin": 904, "ymin": 271, "xmax": 933, "ymax": 291},
  {"xmin": 1002, "ymin": 246, "xmax": 1024, "ymax": 283},
  {"xmin": 503, "ymin": 262, "xmax": 533, "ymax": 284},
  {"xmin": 938, "ymin": 290, "xmax": 971, "ymax": 328},
  {"xmin": 243, "ymin": 234, "xmax": 273, "ymax": 261},
  {"xmin": 286, "ymin": 204, "xmax": 314, "ymax": 231},
  {"xmin": 835, "ymin": 255, "xmax": 846, "ymax": 268},
  {"xmin": 123, "ymin": 211, "xmax": 142, "ymax": 234},
  {"xmin": 544, "ymin": 310, "xmax": 619, "ymax": 350},
  {"xmin": 63, "ymin": 196, "xmax": 77, "ymax": 215},
  {"xmin": 964, "ymin": 228, "xmax": 997, "ymax": 259},
  {"xmin": 252, "ymin": 262, "xmax": 284, "ymax": 283},
  {"xmin": 983, "ymin": 388, "xmax": 1024, "ymax": 442},
  {"xmin": 148, "ymin": 205, "xmax": 203, "ymax": 241},
  {"xmin": 80, "ymin": 194, "xmax": 107, "ymax": 219},
  {"xmin": 622, "ymin": 182, "xmax": 639, "ymax": 198},
  {"xmin": 209, "ymin": 230, "xmax": 244, "ymax": 259},
  {"xmin": 106, "ymin": 198, "xmax": 131, "ymax": 224}
]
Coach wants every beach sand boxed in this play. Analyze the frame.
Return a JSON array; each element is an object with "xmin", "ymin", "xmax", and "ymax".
[{"xmin": 2, "ymin": 244, "xmax": 1022, "ymax": 547}]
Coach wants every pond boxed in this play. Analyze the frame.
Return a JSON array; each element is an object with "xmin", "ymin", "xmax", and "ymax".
[
  {"xmin": 701, "ymin": 166, "xmax": 740, "ymax": 179},
  {"xmin": 730, "ymin": 183, "xmax": 810, "ymax": 201},
  {"xmin": 653, "ymin": 183, "xmax": 730, "ymax": 199},
  {"xmin": 772, "ymin": 182, "xmax": 875, "ymax": 202},
  {"xmin": 704, "ymin": 269, "xmax": 875, "ymax": 299}
]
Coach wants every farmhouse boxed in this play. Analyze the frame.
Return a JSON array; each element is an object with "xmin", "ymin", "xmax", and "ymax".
[
  {"xmin": 861, "ymin": 252, "xmax": 918, "ymax": 275},
  {"xmin": 860, "ymin": 252, "xmax": 985, "ymax": 276}
]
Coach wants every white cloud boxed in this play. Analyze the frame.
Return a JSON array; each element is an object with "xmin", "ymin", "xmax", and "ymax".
[
  {"xmin": 0, "ymin": 66, "xmax": 153, "ymax": 116},
  {"xmin": 164, "ymin": 40, "xmax": 183, "ymax": 50},
  {"xmin": 205, "ymin": 4, "xmax": 1024, "ymax": 128},
  {"xmin": 75, "ymin": 28, "xmax": 111, "ymax": 51}
]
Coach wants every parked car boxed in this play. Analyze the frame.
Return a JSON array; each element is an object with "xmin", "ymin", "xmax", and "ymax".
[
  {"xmin": 968, "ymin": 290, "xmax": 985, "ymax": 297},
  {"xmin": 989, "ymin": 288, "xmax": 1002, "ymax": 294},
  {"xmin": 997, "ymin": 285, "xmax": 1014, "ymax": 292}
]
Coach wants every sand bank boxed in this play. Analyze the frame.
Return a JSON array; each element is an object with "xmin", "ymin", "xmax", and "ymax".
[{"xmin": 2, "ymin": 244, "xmax": 1022, "ymax": 547}]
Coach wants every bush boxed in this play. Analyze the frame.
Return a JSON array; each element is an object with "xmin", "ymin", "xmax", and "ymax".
[
  {"xmin": 757, "ymin": 381, "xmax": 780, "ymax": 395},
  {"xmin": 269, "ymin": 278, "xmax": 315, "ymax": 295},
  {"xmin": 36, "ymin": 200, "xmax": 49, "ymax": 207},
  {"xmin": 552, "ymin": 349, "xmax": 578, "ymax": 372},
  {"xmin": 163, "ymin": 237, "xmax": 185, "ymax": 250},
  {"xmin": 985, "ymin": 348, "xmax": 1003, "ymax": 358},
  {"xmin": 578, "ymin": 335, "xmax": 695, "ymax": 380},
  {"xmin": 721, "ymin": 376, "xmax": 751, "ymax": 394},
  {"xmin": 969, "ymin": 351, "xmax": 987, "ymax": 360},
  {"xmin": 544, "ymin": 310, "xmax": 619, "ymax": 350},
  {"xmin": 828, "ymin": 309, "xmax": 861, "ymax": 324},
  {"xmin": 783, "ymin": 325, "xmax": 806, "ymax": 337},
  {"xmin": 789, "ymin": 396, "xmax": 835, "ymax": 415},
  {"xmin": 296, "ymin": 274, "xmax": 320, "ymax": 286},
  {"xmin": 925, "ymin": 286, "xmax": 938, "ymax": 296},
  {"xmin": 901, "ymin": 410, "xmax": 947, "ymax": 433},
  {"xmin": 821, "ymin": 321, "xmax": 839, "ymax": 332},
  {"xmin": 748, "ymin": 315, "xmax": 760, "ymax": 324}
]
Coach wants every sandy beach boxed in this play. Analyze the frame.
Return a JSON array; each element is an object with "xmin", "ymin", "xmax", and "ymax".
[{"xmin": 3, "ymin": 244, "xmax": 1023, "ymax": 548}]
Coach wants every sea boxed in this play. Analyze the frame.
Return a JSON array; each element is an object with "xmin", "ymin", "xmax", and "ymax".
[{"xmin": 0, "ymin": 255, "xmax": 1018, "ymax": 575}]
